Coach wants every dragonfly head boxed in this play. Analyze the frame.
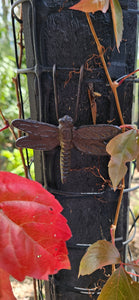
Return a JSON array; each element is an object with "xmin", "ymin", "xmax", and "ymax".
[{"xmin": 59, "ymin": 115, "xmax": 73, "ymax": 128}]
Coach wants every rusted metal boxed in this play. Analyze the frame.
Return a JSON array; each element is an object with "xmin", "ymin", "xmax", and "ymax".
[{"xmin": 12, "ymin": 118, "xmax": 121, "ymax": 183}]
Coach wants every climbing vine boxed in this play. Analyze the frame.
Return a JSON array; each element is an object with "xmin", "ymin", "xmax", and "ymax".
[{"xmin": 70, "ymin": 0, "xmax": 139, "ymax": 298}]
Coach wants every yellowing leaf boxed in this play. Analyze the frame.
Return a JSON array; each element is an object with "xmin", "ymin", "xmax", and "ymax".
[
  {"xmin": 70, "ymin": 0, "xmax": 109, "ymax": 14},
  {"xmin": 106, "ymin": 130, "xmax": 139, "ymax": 190},
  {"xmin": 98, "ymin": 266, "xmax": 139, "ymax": 300},
  {"xmin": 78, "ymin": 240, "xmax": 120, "ymax": 277},
  {"xmin": 110, "ymin": 0, "xmax": 123, "ymax": 50}
]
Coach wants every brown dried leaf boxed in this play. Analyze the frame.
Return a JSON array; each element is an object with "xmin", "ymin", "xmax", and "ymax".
[{"xmin": 70, "ymin": 0, "xmax": 109, "ymax": 14}]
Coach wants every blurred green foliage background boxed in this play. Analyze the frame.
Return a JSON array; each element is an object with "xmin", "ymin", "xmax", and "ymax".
[{"xmin": 0, "ymin": 1, "xmax": 33, "ymax": 177}]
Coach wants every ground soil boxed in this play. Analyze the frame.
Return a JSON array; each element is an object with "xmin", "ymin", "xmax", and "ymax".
[{"xmin": 10, "ymin": 277, "xmax": 34, "ymax": 300}]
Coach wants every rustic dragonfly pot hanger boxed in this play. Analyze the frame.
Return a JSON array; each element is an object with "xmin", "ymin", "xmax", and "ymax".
[{"xmin": 12, "ymin": 64, "xmax": 121, "ymax": 184}]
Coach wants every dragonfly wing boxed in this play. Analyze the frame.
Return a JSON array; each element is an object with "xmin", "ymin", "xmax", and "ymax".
[
  {"xmin": 16, "ymin": 135, "xmax": 59, "ymax": 151},
  {"xmin": 73, "ymin": 125, "xmax": 121, "ymax": 155},
  {"xmin": 12, "ymin": 119, "xmax": 58, "ymax": 138},
  {"xmin": 12, "ymin": 119, "xmax": 59, "ymax": 150},
  {"xmin": 73, "ymin": 136, "xmax": 107, "ymax": 155}
]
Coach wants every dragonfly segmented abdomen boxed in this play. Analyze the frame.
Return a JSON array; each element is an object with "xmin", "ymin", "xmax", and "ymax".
[{"xmin": 60, "ymin": 144, "xmax": 71, "ymax": 184}]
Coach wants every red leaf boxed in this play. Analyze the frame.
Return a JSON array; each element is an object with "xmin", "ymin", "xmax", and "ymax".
[
  {"xmin": 0, "ymin": 268, "xmax": 16, "ymax": 300},
  {"xmin": 0, "ymin": 171, "xmax": 62, "ymax": 211},
  {"xmin": 0, "ymin": 172, "xmax": 72, "ymax": 281}
]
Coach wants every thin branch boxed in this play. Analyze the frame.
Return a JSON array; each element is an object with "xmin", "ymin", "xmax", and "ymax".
[
  {"xmin": 113, "ymin": 179, "xmax": 125, "ymax": 229},
  {"xmin": 33, "ymin": 279, "xmax": 37, "ymax": 300},
  {"xmin": 12, "ymin": 77, "xmax": 22, "ymax": 128},
  {"xmin": 86, "ymin": 13, "xmax": 124, "ymax": 125},
  {"xmin": 111, "ymin": 178, "xmax": 125, "ymax": 273},
  {"xmin": 18, "ymin": 4, "xmax": 24, "ymax": 69},
  {"xmin": 0, "ymin": 109, "xmax": 17, "ymax": 140},
  {"xmin": 85, "ymin": 13, "xmax": 127, "ymax": 275},
  {"xmin": 0, "ymin": 109, "xmax": 28, "ymax": 178}
]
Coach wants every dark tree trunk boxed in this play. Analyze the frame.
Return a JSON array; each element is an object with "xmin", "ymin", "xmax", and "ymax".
[{"xmin": 17, "ymin": 0, "xmax": 137, "ymax": 298}]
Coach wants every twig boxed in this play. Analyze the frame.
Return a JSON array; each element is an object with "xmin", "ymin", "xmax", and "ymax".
[
  {"xmin": 85, "ymin": 13, "xmax": 127, "ymax": 275},
  {"xmin": 18, "ymin": 5, "xmax": 23, "ymax": 69},
  {"xmin": 12, "ymin": 77, "xmax": 22, "ymax": 130},
  {"xmin": 111, "ymin": 178, "xmax": 125, "ymax": 273},
  {"xmin": 113, "ymin": 179, "xmax": 125, "ymax": 229},
  {"xmin": 86, "ymin": 13, "xmax": 124, "ymax": 126},
  {"xmin": 0, "ymin": 109, "xmax": 28, "ymax": 178},
  {"xmin": 33, "ymin": 279, "xmax": 37, "ymax": 300},
  {"xmin": 0, "ymin": 109, "xmax": 17, "ymax": 140}
]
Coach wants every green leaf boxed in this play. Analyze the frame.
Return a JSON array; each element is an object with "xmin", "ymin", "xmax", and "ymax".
[
  {"xmin": 98, "ymin": 266, "xmax": 139, "ymax": 300},
  {"xmin": 110, "ymin": 0, "xmax": 123, "ymax": 50},
  {"xmin": 106, "ymin": 130, "xmax": 139, "ymax": 190},
  {"xmin": 78, "ymin": 240, "xmax": 120, "ymax": 277}
]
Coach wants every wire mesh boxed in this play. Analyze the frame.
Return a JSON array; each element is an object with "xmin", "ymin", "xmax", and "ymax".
[{"xmin": 11, "ymin": 0, "xmax": 139, "ymax": 298}]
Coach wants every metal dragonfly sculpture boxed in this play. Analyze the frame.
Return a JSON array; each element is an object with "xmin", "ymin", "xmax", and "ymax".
[
  {"xmin": 12, "ymin": 117, "xmax": 121, "ymax": 183},
  {"xmin": 12, "ymin": 65, "xmax": 121, "ymax": 183}
]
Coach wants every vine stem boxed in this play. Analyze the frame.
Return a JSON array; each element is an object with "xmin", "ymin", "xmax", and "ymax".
[
  {"xmin": 113, "ymin": 179, "xmax": 125, "ymax": 229},
  {"xmin": 86, "ymin": 13, "xmax": 126, "ymax": 273},
  {"xmin": 110, "ymin": 178, "xmax": 125, "ymax": 272},
  {"xmin": 85, "ymin": 13, "xmax": 124, "ymax": 125},
  {"xmin": 12, "ymin": 77, "xmax": 22, "ymax": 127}
]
